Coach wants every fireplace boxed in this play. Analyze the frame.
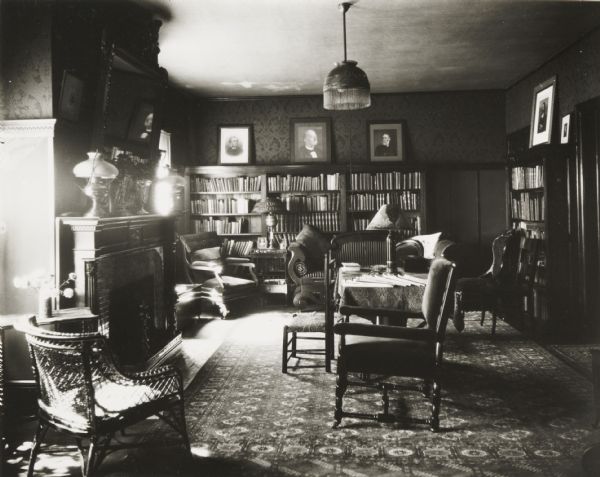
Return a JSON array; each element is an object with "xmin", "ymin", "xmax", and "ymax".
[{"xmin": 57, "ymin": 215, "xmax": 180, "ymax": 367}]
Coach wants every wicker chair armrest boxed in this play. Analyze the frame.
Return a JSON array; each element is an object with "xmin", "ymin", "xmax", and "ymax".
[
  {"xmin": 123, "ymin": 363, "xmax": 181, "ymax": 383},
  {"xmin": 334, "ymin": 322, "xmax": 435, "ymax": 341}
]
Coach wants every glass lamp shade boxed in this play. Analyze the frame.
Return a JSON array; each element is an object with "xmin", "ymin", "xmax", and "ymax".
[
  {"xmin": 251, "ymin": 198, "xmax": 284, "ymax": 215},
  {"xmin": 323, "ymin": 60, "xmax": 371, "ymax": 110},
  {"xmin": 72, "ymin": 152, "xmax": 119, "ymax": 179}
]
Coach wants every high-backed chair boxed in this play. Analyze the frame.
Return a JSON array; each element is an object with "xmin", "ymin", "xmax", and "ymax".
[
  {"xmin": 287, "ymin": 224, "xmax": 331, "ymax": 309},
  {"xmin": 19, "ymin": 315, "xmax": 189, "ymax": 477},
  {"xmin": 453, "ymin": 229, "xmax": 521, "ymax": 334},
  {"xmin": 179, "ymin": 232, "xmax": 258, "ymax": 318},
  {"xmin": 333, "ymin": 258, "xmax": 457, "ymax": 431}
]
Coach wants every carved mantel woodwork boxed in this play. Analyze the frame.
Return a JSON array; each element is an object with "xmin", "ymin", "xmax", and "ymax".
[{"xmin": 57, "ymin": 215, "xmax": 179, "ymax": 367}]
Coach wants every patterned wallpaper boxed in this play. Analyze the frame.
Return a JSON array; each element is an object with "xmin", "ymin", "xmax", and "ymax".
[
  {"xmin": 506, "ymin": 27, "xmax": 600, "ymax": 133},
  {"xmin": 1, "ymin": 3, "xmax": 53, "ymax": 120},
  {"xmin": 191, "ymin": 91, "xmax": 506, "ymax": 166}
]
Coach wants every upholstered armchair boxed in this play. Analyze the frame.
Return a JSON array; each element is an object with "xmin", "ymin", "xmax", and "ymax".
[
  {"xmin": 178, "ymin": 232, "xmax": 258, "ymax": 318},
  {"xmin": 18, "ymin": 315, "xmax": 190, "ymax": 477},
  {"xmin": 333, "ymin": 257, "xmax": 458, "ymax": 432}
]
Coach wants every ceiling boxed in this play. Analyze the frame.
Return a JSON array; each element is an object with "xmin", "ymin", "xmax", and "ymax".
[{"xmin": 144, "ymin": 0, "xmax": 600, "ymax": 98}]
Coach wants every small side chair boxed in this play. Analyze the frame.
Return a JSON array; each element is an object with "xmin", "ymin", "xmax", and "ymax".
[{"xmin": 19, "ymin": 316, "xmax": 190, "ymax": 477}]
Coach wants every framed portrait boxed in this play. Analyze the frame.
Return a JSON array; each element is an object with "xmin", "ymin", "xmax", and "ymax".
[
  {"xmin": 219, "ymin": 125, "xmax": 253, "ymax": 164},
  {"xmin": 58, "ymin": 71, "xmax": 84, "ymax": 122},
  {"xmin": 368, "ymin": 121, "xmax": 406, "ymax": 162},
  {"xmin": 290, "ymin": 118, "xmax": 332, "ymax": 164},
  {"xmin": 560, "ymin": 114, "xmax": 571, "ymax": 144},
  {"xmin": 529, "ymin": 76, "xmax": 557, "ymax": 148},
  {"xmin": 127, "ymin": 100, "xmax": 155, "ymax": 142}
]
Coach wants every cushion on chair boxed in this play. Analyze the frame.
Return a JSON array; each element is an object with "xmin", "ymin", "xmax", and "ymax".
[
  {"xmin": 340, "ymin": 335, "xmax": 435, "ymax": 377},
  {"xmin": 191, "ymin": 246, "xmax": 222, "ymax": 262},
  {"xmin": 287, "ymin": 313, "xmax": 326, "ymax": 333},
  {"xmin": 411, "ymin": 232, "xmax": 442, "ymax": 259},
  {"xmin": 294, "ymin": 224, "xmax": 330, "ymax": 270}
]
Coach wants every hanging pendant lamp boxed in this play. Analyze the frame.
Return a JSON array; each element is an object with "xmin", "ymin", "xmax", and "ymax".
[{"xmin": 323, "ymin": 2, "xmax": 371, "ymax": 110}]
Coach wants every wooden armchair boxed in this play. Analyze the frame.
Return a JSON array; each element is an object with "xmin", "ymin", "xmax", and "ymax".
[
  {"xmin": 333, "ymin": 258, "xmax": 457, "ymax": 431},
  {"xmin": 18, "ymin": 315, "xmax": 189, "ymax": 477},
  {"xmin": 179, "ymin": 232, "xmax": 258, "ymax": 318}
]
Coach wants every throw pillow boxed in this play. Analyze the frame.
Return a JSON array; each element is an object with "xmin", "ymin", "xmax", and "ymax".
[
  {"xmin": 191, "ymin": 246, "xmax": 222, "ymax": 262},
  {"xmin": 294, "ymin": 224, "xmax": 330, "ymax": 269},
  {"xmin": 411, "ymin": 232, "xmax": 442, "ymax": 260}
]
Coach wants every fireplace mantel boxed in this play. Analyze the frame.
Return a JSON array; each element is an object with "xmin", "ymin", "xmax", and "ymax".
[{"xmin": 57, "ymin": 215, "xmax": 179, "ymax": 367}]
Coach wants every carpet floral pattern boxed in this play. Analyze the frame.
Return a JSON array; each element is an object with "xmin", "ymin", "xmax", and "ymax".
[{"xmin": 181, "ymin": 312, "xmax": 598, "ymax": 476}]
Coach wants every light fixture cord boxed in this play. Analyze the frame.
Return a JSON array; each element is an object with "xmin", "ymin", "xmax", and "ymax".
[{"xmin": 342, "ymin": 3, "xmax": 350, "ymax": 62}]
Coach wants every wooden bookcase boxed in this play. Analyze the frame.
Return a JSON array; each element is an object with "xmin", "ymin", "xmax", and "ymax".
[
  {"xmin": 506, "ymin": 128, "xmax": 571, "ymax": 336},
  {"xmin": 184, "ymin": 164, "xmax": 427, "ymax": 243}
]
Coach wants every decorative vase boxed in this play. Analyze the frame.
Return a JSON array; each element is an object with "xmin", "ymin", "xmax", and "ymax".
[
  {"xmin": 38, "ymin": 291, "xmax": 52, "ymax": 319},
  {"xmin": 136, "ymin": 179, "xmax": 152, "ymax": 214}
]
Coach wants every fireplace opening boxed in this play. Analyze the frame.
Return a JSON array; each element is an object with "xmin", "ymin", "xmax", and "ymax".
[{"xmin": 93, "ymin": 246, "xmax": 166, "ymax": 367}]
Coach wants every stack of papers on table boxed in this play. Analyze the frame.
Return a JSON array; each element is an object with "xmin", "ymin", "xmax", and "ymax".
[{"xmin": 340, "ymin": 262, "xmax": 361, "ymax": 272}]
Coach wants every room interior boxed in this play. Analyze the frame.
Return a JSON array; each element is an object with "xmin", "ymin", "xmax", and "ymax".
[{"xmin": 1, "ymin": 0, "xmax": 600, "ymax": 475}]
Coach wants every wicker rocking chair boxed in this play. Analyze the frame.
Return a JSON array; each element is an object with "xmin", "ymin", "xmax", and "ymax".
[{"xmin": 19, "ymin": 316, "xmax": 190, "ymax": 477}]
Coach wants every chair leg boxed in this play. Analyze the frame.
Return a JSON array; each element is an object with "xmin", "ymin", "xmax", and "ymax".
[
  {"xmin": 422, "ymin": 379, "xmax": 432, "ymax": 398},
  {"xmin": 491, "ymin": 302, "xmax": 498, "ymax": 335},
  {"xmin": 291, "ymin": 331, "xmax": 297, "ymax": 357},
  {"xmin": 333, "ymin": 364, "xmax": 348, "ymax": 428},
  {"xmin": 27, "ymin": 421, "xmax": 48, "ymax": 477},
  {"xmin": 282, "ymin": 325, "xmax": 289, "ymax": 373},
  {"xmin": 480, "ymin": 310, "xmax": 486, "ymax": 326},
  {"xmin": 174, "ymin": 402, "xmax": 191, "ymax": 456},
  {"xmin": 430, "ymin": 380, "xmax": 442, "ymax": 432}
]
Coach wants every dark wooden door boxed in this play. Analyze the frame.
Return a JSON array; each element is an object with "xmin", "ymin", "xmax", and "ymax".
[{"xmin": 574, "ymin": 97, "xmax": 600, "ymax": 341}]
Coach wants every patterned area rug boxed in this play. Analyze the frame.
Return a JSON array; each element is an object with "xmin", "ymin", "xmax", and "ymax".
[
  {"xmin": 547, "ymin": 344, "xmax": 600, "ymax": 380},
  {"xmin": 178, "ymin": 311, "xmax": 597, "ymax": 477},
  {"xmin": 5, "ymin": 311, "xmax": 598, "ymax": 476}
]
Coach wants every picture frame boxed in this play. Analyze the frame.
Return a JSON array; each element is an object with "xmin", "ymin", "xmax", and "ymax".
[
  {"xmin": 529, "ymin": 76, "xmax": 557, "ymax": 148},
  {"xmin": 368, "ymin": 121, "xmax": 406, "ymax": 162},
  {"xmin": 127, "ymin": 100, "xmax": 155, "ymax": 142},
  {"xmin": 58, "ymin": 71, "xmax": 84, "ymax": 122},
  {"xmin": 218, "ymin": 125, "xmax": 253, "ymax": 164},
  {"xmin": 560, "ymin": 114, "xmax": 571, "ymax": 144},
  {"xmin": 290, "ymin": 118, "xmax": 332, "ymax": 164}
]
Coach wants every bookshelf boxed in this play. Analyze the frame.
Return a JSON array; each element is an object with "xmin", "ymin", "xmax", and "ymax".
[
  {"xmin": 188, "ymin": 169, "xmax": 264, "ymax": 237},
  {"xmin": 347, "ymin": 168, "xmax": 425, "ymax": 238},
  {"xmin": 184, "ymin": 164, "xmax": 427, "ymax": 244},
  {"xmin": 267, "ymin": 172, "xmax": 343, "ymax": 238},
  {"xmin": 506, "ymin": 128, "xmax": 571, "ymax": 336}
]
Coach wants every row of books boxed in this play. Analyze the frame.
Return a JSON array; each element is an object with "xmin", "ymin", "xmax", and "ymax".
[
  {"xmin": 267, "ymin": 173, "xmax": 340, "ymax": 191},
  {"xmin": 350, "ymin": 219, "xmax": 419, "ymax": 238},
  {"xmin": 191, "ymin": 197, "xmax": 254, "ymax": 214},
  {"xmin": 511, "ymin": 192, "xmax": 545, "ymax": 221},
  {"xmin": 511, "ymin": 165, "xmax": 544, "ymax": 190},
  {"xmin": 221, "ymin": 239, "xmax": 254, "ymax": 257},
  {"xmin": 191, "ymin": 176, "xmax": 262, "ymax": 193},
  {"xmin": 280, "ymin": 194, "xmax": 340, "ymax": 212},
  {"xmin": 513, "ymin": 222, "xmax": 545, "ymax": 239},
  {"xmin": 350, "ymin": 171, "xmax": 422, "ymax": 190},
  {"xmin": 349, "ymin": 192, "xmax": 419, "ymax": 211},
  {"xmin": 192, "ymin": 217, "xmax": 261, "ymax": 234},
  {"xmin": 272, "ymin": 213, "xmax": 339, "ymax": 233}
]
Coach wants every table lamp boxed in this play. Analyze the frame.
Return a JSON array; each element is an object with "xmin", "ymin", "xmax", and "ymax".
[
  {"xmin": 366, "ymin": 204, "xmax": 408, "ymax": 273},
  {"xmin": 73, "ymin": 151, "xmax": 119, "ymax": 217},
  {"xmin": 252, "ymin": 198, "xmax": 284, "ymax": 248}
]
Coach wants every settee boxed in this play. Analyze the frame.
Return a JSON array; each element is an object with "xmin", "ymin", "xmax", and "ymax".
[{"xmin": 287, "ymin": 226, "xmax": 464, "ymax": 308}]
